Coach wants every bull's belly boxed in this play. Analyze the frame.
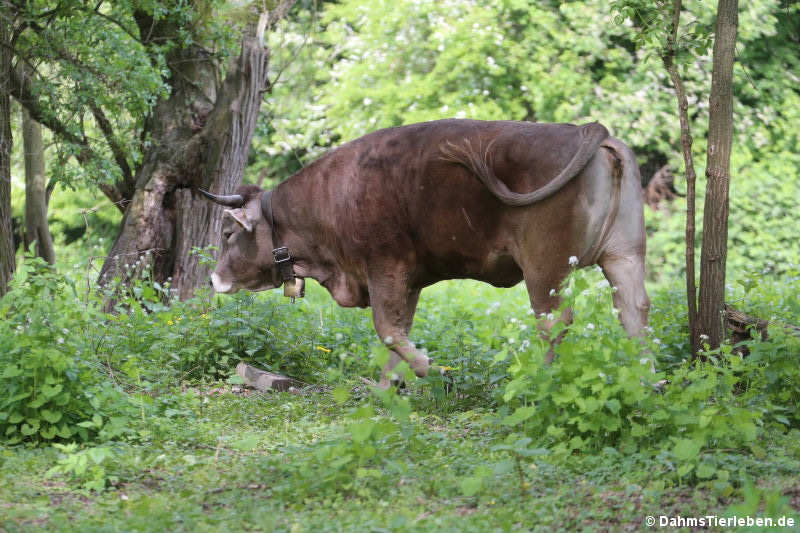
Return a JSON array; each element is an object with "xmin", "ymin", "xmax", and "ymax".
[{"xmin": 417, "ymin": 251, "xmax": 523, "ymax": 289}]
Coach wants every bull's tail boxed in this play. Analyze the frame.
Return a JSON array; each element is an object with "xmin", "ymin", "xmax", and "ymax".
[{"xmin": 439, "ymin": 122, "xmax": 609, "ymax": 207}]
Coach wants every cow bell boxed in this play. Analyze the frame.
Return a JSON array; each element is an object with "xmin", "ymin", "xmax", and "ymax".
[{"xmin": 283, "ymin": 277, "xmax": 304, "ymax": 302}]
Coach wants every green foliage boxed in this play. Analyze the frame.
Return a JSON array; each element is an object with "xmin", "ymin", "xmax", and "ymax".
[
  {"xmin": 497, "ymin": 268, "xmax": 797, "ymax": 480},
  {"xmin": 260, "ymin": 0, "xmax": 800, "ymax": 283},
  {"xmin": 0, "ymin": 259, "xmax": 137, "ymax": 445}
]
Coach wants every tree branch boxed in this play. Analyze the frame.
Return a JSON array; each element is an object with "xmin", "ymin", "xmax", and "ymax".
[
  {"xmin": 661, "ymin": 0, "xmax": 699, "ymax": 358},
  {"xmin": 9, "ymin": 64, "xmax": 89, "ymax": 158},
  {"xmin": 89, "ymin": 101, "xmax": 134, "ymax": 194},
  {"xmin": 9, "ymin": 66, "xmax": 130, "ymax": 212}
]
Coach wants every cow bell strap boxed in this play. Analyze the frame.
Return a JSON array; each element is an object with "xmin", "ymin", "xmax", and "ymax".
[{"xmin": 260, "ymin": 190, "xmax": 296, "ymax": 284}]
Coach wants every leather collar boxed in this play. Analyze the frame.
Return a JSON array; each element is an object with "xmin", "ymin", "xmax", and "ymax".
[{"xmin": 260, "ymin": 190, "xmax": 296, "ymax": 285}]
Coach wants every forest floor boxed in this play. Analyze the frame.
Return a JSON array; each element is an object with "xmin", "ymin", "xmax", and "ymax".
[{"xmin": 2, "ymin": 383, "xmax": 800, "ymax": 532}]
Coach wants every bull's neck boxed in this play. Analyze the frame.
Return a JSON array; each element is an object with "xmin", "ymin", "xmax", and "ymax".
[{"xmin": 268, "ymin": 179, "xmax": 327, "ymax": 285}]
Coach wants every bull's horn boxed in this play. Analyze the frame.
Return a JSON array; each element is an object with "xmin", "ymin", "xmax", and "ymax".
[{"xmin": 198, "ymin": 189, "xmax": 245, "ymax": 208}]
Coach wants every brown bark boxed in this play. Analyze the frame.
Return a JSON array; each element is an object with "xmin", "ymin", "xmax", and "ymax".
[
  {"xmin": 698, "ymin": 0, "xmax": 738, "ymax": 350},
  {"xmin": 22, "ymin": 107, "xmax": 54, "ymax": 264},
  {"xmin": 98, "ymin": 15, "xmax": 283, "ymax": 301},
  {"xmin": 1, "ymin": 17, "xmax": 15, "ymax": 297},
  {"xmin": 661, "ymin": 0, "xmax": 700, "ymax": 357}
]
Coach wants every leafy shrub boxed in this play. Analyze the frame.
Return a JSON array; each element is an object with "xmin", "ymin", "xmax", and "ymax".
[
  {"xmin": 498, "ymin": 268, "xmax": 771, "ymax": 469},
  {"xmin": 0, "ymin": 259, "xmax": 137, "ymax": 445}
]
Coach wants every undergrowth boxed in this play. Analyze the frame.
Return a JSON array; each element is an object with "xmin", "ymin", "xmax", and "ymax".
[{"xmin": 1, "ymin": 257, "xmax": 799, "ymax": 530}]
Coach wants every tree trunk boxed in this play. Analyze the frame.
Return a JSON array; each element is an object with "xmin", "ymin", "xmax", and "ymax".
[
  {"xmin": 98, "ymin": 37, "xmax": 271, "ymax": 301},
  {"xmin": 0, "ymin": 19, "xmax": 15, "ymax": 297},
  {"xmin": 697, "ymin": 0, "xmax": 738, "ymax": 350},
  {"xmin": 22, "ymin": 107, "xmax": 55, "ymax": 264},
  {"xmin": 661, "ymin": 0, "xmax": 699, "ymax": 357}
]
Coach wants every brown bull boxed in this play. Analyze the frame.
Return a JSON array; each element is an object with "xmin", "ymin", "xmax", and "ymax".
[{"xmin": 201, "ymin": 119, "xmax": 650, "ymax": 387}]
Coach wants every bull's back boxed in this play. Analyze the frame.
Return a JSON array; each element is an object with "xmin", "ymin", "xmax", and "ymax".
[{"xmin": 297, "ymin": 119, "xmax": 607, "ymax": 287}]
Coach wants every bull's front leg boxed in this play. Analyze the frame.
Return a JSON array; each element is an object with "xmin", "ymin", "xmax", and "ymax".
[{"xmin": 367, "ymin": 276, "xmax": 427, "ymax": 389}]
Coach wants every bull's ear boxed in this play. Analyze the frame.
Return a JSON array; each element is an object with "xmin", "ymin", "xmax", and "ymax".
[{"xmin": 224, "ymin": 209, "xmax": 253, "ymax": 232}]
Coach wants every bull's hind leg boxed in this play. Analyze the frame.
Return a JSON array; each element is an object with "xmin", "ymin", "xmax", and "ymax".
[
  {"xmin": 598, "ymin": 253, "xmax": 650, "ymax": 336},
  {"xmin": 523, "ymin": 269, "xmax": 574, "ymax": 364},
  {"xmin": 367, "ymin": 273, "xmax": 428, "ymax": 389}
]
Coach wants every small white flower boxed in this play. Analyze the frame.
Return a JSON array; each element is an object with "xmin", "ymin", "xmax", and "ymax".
[
  {"xmin": 57, "ymin": 337, "xmax": 65, "ymax": 344},
  {"xmin": 598, "ymin": 372, "xmax": 606, "ymax": 379},
  {"xmin": 519, "ymin": 324, "xmax": 528, "ymax": 331},
  {"xmin": 568, "ymin": 256, "xmax": 579, "ymax": 266},
  {"xmin": 564, "ymin": 287, "xmax": 573, "ymax": 296},
  {"xmin": 508, "ymin": 338, "xmax": 515, "ymax": 344},
  {"xmin": 520, "ymin": 340, "xmax": 531, "ymax": 350},
  {"xmin": 644, "ymin": 326, "xmax": 654, "ymax": 334},
  {"xmin": 596, "ymin": 279, "xmax": 610, "ymax": 289},
  {"xmin": 586, "ymin": 323, "xmax": 595, "ymax": 330},
  {"xmin": 383, "ymin": 336, "xmax": 394, "ymax": 345},
  {"xmin": 640, "ymin": 357, "xmax": 650, "ymax": 365},
  {"xmin": 653, "ymin": 338, "xmax": 662, "ymax": 345},
  {"xmin": 546, "ymin": 313, "xmax": 555, "ymax": 321},
  {"xmin": 594, "ymin": 265, "xmax": 603, "ymax": 272},
  {"xmin": 700, "ymin": 334, "xmax": 709, "ymax": 341},
  {"xmin": 549, "ymin": 288, "xmax": 556, "ymax": 296},
  {"xmin": 335, "ymin": 333, "xmax": 343, "ymax": 341},
  {"xmin": 62, "ymin": 328, "xmax": 69, "ymax": 335},
  {"xmin": 510, "ymin": 318, "xmax": 517, "ymax": 323},
  {"xmin": 363, "ymin": 97, "xmax": 372, "ymax": 105}
]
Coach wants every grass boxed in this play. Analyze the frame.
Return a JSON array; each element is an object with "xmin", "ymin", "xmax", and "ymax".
[
  {"xmin": 2, "ymin": 386, "xmax": 798, "ymax": 532},
  {"xmin": 2, "ymin": 276, "xmax": 800, "ymax": 532}
]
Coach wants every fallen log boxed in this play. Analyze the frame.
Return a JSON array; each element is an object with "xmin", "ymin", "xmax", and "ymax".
[{"xmin": 236, "ymin": 362, "xmax": 297, "ymax": 392}]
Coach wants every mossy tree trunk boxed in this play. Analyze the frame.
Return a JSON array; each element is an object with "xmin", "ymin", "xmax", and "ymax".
[{"xmin": 97, "ymin": 11, "xmax": 278, "ymax": 302}]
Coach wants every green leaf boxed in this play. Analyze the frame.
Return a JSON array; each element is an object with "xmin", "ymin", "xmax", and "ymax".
[
  {"xmin": 677, "ymin": 462, "xmax": 694, "ymax": 478},
  {"xmin": 502, "ymin": 406, "xmax": 536, "ymax": 427},
  {"xmin": 40, "ymin": 409, "xmax": 63, "ymax": 424},
  {"xmin": 460, "ymin": 476, "xmax": 483, "ymax": 497},
  {"xmin": 2, "ymin": 365, "xmax": 23, "ymax": 378},
  {"xmin": 39, "ymin": 425, "xmax": 57, "ymax": 440},
  {"xmin": 87, "ymin": 447, "xmax": 112, "ymax": 464},
  {"xmin": 493, "ymin": 347, "xmax": 509, "ymax": 363},
  {"xmin": 28, "ymin": 395, "xmax": 47, "ymax": 409},
  {"xmin": 672, "ymin": 438, "xmax": 702, "ymax": 461},
  {"xmin": 41, "ymin": 384, "xmax": 63, "ymax": 399},
  {"xmin": 232, "ymin": 435, "xmax": 260, "ymax": 452},
  {"xmin": 350, "ymin": 420, "xmax": 374, "ymax": 443},
  {"xmin": 332, "ymin": 385, "xmax": 350, "ymax": 404},
  {"xmin": 605, "ymin": 398, "xmax": 621, "ymax": 414},
  {"xmin": 55, "ymin": 424, "xmax": 73, "ymax": 439},
  {"xmin": 696, "ymin": 462, "xmax": 715, "ymax": 479}
]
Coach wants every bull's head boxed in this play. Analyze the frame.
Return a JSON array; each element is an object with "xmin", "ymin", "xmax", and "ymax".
[{"xmin": 199, "ymin": 187, "xmax": 281, "ymax": 294}]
